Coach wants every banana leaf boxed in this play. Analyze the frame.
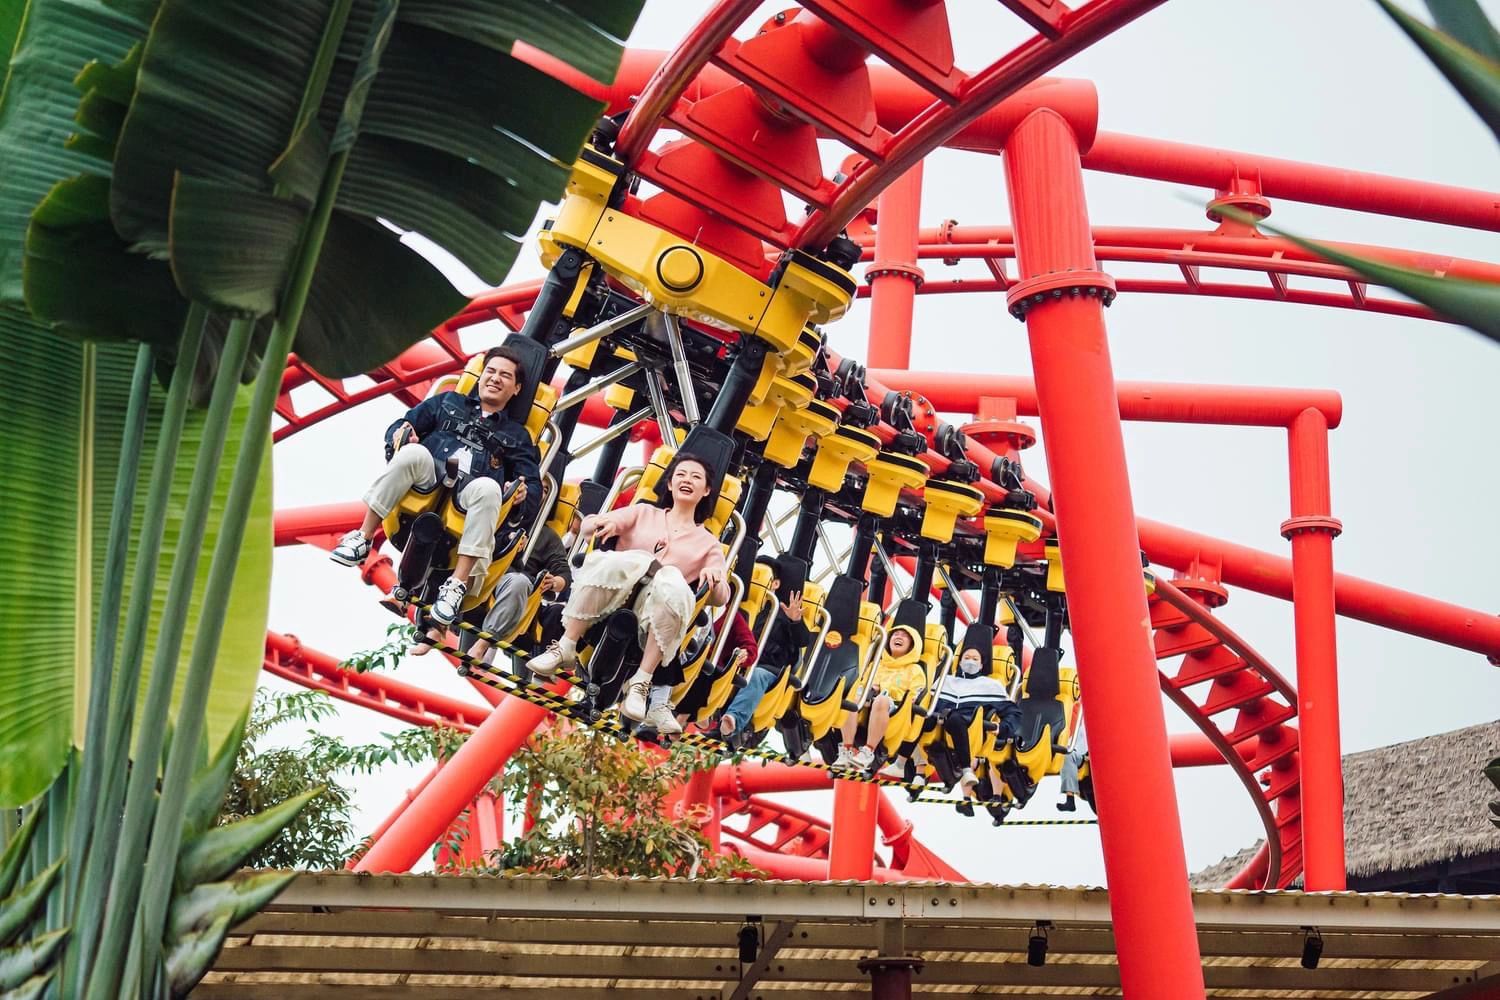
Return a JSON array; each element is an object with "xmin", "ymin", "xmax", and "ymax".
[
  {"xmin": 1377, "ymin": 0, "xmax": 1500, "ymax": 144},
  {"xmin": 105, "ymin": 0, "xmax": 621, "ymax": 377}
]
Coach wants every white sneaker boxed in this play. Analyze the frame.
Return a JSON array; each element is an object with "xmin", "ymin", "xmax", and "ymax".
[
  {"xmin": 833, "ymin": 745, "xmax": 856, "ymax": 768},
  {"xmin": 329, "ymin": 530, "xmax": 370, "ymax": 566},
  {"xmin": 851, "ymin": 746, "xmax": 875, "ymax": 771},
  {"xmin": 960, "ymin": 768, "xmax": 980, "ymax": 794},
  {"xmin": 911, "ymin": 772, "xmax": 928, "ymax": 790},
  {"xmin": 431, "ymin": 577, "xmax": 467, "ymax": 626},
  {"xmin": 527, "ymin": 642, "xmax": 571, "ymax": 678},
  {"xmin": 619, "ymin": 679, "xmax": 649, "ymax": 722},
  {"xmin": 643, "ymin": 704, "xmax": 683, "ymax": 735}
]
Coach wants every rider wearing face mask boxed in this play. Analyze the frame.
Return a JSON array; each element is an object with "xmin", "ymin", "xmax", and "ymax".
[{"xmin": 933, "ymin": 634, "xmax": 1022, "ymax": 794}]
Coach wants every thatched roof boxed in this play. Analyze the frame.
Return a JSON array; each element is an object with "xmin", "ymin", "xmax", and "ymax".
[{"xmin": 1192, "ymin": 718, "xmax": 1500, "ymax": 889}]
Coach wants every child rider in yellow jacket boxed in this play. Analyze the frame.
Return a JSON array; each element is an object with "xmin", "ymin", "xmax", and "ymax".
[{"xmin": 835, "ymin": 624, "xmax": 925, "ymax": 771}]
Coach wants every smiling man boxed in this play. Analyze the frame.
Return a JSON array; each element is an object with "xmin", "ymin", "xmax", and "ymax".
[{"xmin": 330, "ymin": 344, "xmax": 542, "ymax": 626}]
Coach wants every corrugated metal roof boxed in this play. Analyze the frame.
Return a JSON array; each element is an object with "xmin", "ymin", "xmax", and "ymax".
[{"xmin": 197, "ymin": 873, "xmax": 1500, "ymax": 998}]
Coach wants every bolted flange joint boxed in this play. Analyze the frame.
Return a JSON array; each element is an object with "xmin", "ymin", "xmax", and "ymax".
[
  {"xmin": 866, "ymin": 261, "xmax": 925, "ymax": 289},
  {"xmin": 1006, "ymin": 268, "xmax": 1116, "ymax": 321},
  {"xmin": 1280, "ymin": 514, "xmax": 1343, "ymax": 540}
]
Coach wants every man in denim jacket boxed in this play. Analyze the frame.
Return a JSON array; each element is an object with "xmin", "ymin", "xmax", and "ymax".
[{"xmin": 330, "ymin": 344, "xmax": 542, "ymax": 625}]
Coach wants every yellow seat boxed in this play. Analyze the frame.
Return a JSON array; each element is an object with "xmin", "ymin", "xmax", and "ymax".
[
  {"xmin": 984, "ymin": 507, "xmax": 1044, "ymax": 569},
  {"xmin": 862, "ymin": 451, "xmax": 927, "ymax": 517},
  {"xmin": 763, "ymin": 394, "xmax": 836, "ymax": 469},
  {"xmin": 808, "ymin": 424, "xmax": 881, "ymax": 493},
  {"xmin": 547, "ymin": 481, "xmax": 581, "ymax": 538},
  {"xmin": 920, "ymin": 478, "xmax": 985, "ymax": 543}
]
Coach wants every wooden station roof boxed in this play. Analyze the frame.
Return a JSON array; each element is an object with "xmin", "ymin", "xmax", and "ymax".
[{"xmin": 198, "ymin": 873, "xmax": 1500, "ymax": 998}]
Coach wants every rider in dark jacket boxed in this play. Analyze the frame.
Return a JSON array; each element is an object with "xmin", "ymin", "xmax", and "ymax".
[
  {"xmin": 383, "ymin": 389, "xmax": 542, "ymax": 530},
  {"xmin": 330, "ymin": 345, "xmax": 542, "ymax": 626}
]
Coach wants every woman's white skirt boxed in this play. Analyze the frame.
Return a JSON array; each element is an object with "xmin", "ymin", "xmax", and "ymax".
[{"xmin": 568, "ymin": 549, "xmax": 696, "ymax": 656}]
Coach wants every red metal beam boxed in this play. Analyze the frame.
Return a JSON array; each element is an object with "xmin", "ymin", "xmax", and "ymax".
[
  {"xmin": 1083, "ymin": 130, "xmax": 1500, "ymax": 233},
  {"xmin": 1284, "ymin": 409, "xmax": 1345, "ymax": 889},
  {"xmin": 872, "ymin": 368, "xmax": 1343, "ymax": 428},
  {"xmin": 613, "ymin": 0, "xmax": 763, "ymax": 164},
  {"xmin": 1003, "ymin": 107, "xmax": 1204, "ymax": 995},
  {"xmin": 263, "ymin": 631, "xmax": 489, "ymax": 731},
  {"xmin": 796, "ymin": 0, "xmax": 1165, "ymax": 249}
]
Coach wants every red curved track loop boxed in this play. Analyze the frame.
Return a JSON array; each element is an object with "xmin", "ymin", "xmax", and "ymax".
[
  {"xmin": 1149, "ymin": 580, "xmax": 1300, "ymax": 890},
  {"xmin": 262, "ymin": 630, "xmax": 489, "ymax": 733},
  {"xmin": 601, "ymin": 0, "xmax": 1161, "ymax": 273}
]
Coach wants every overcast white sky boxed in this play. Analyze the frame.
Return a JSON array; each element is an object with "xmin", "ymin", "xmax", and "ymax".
[{"xmin": 265, "ymin": 0, "xmax": 1500, "ymax": 885}]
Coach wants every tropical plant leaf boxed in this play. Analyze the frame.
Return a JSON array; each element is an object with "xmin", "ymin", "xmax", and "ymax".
[
  {"xmin": 25, "ymin": 173, "xmax": 185, "ymax": 348},
  {"xmin": 181, "ymin": 708, "xmax": 249, "ymax": 839},
  {"xmin": 0, "ymin": 314, "xmax": 95, "ymax": 806},
  {"xmin": 0, "ymin": 800, "xmax": 43, "ymax": 899},
  {"xmin": 166, "ymin": 870, "xmax": 296, "ymax": 943},
  {"xmin": 1377, "ymin": 0, "xmax": 1500, "ymax": 144},
  {"xmin": 107, "ymin": 0, "xmax": 337, "ymax": 252},
  {"xmin": 0, "ymin": 0, "xmax": 148, "ymax": 304},
  {"xmin": 294, "ymin": 214, "xmax": 466, "ymax": 378},
  {"xmin": 1423, "ymin": 0, "xmax": 1500, "ymax": 63},
  {"xmin": 120, "ymin": 379, "xmax": 274, "ymax": 756},
  {"xmin": 1215, "ymin": 206, "xmax": 1500, "ymax": 347},
  {"xmin": 167, "ymin": 177, "xmax": 303, "ymax": 318},
  {"xmin": 2, "ymin": 971, "xmax": 55, "ymax": 1000},
  {"xmin": 0, "ymin": 862, "xmax": 62, "ymax": 948},
  {"xmin": 398, "ymin": 0, "xmax": 647, "ymax": 84},
  {"xmin": 107, "ymin": 0, "xmax": 621, "ymax": 378},
  {"xmin": 163, "ymin": 911, "xmax": 231, "ymax": 996},
  {"xmin": 175, "ymin": 788, "xmax": 321, "ymax": 889},
  {"xmin": 0, "ymin": 927, "xmax": 68, "ymax": 989}
]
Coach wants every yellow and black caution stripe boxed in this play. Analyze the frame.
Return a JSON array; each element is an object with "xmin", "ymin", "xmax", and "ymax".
[{"xmin": 391, "ymin": 599, "xmax": 1097, "ymax": 824}]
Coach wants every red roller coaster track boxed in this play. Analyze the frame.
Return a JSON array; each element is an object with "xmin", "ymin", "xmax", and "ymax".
[{"xmin": 261, "ymin": 5, "xmax": 1500, "ymax": 997}]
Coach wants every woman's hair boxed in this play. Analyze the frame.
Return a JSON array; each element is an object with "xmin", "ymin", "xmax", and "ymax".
[{"xmin": 653, "ymin": 453, "xmax": 717, "ymax": 524}]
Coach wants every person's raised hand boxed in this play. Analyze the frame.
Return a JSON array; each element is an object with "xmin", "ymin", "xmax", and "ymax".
[{"xmin": 781, "ymin": 590, "xmax": 804, "ymax": 621}]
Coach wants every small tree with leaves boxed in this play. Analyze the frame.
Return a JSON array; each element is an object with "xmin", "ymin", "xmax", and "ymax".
[
  {"xmin": 221, "ymin": 689, "xmax": 466, "ymax": 870},
  {"xmin": 466, "ymin": 724, "xmax": 758, "ymax": 880}
]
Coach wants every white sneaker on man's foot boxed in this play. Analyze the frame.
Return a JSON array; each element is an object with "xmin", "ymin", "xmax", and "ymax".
[
  {"xmin": 959, "ymin": 768, "xmax": 980, "ymax": 794},
  {"xmin": 833, "ymin": 745, "xmax": 856, "ymax": 769},
  {"xmin": 642, "ymin": 704, "xmax": 683, "ymax": 735},
  {"xmin": 329, "ymin": 530, "xmax": 370, "ymax": 567},
  {"xmin": 431, "ymin": 577, "xmax": 467, "ymax": 626},
  {"xmin": 851, "ymin": 745, "xmax": 876, "ymax": 771},
  {"xmin": 619, "ymin": 679, "xmax": 649, "ymax": 722}
]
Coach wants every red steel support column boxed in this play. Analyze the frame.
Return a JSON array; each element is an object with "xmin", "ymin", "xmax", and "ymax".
[
  {"xmin": 1284, "ymin": 407, "xmax": 1346, "ymax": 889},
  {"xmin": 353, "ymin": 691, "xmax": 551, "ymax": 873},
  {"xmin": 866, "ymin": 163, "xmax": 924, "ymax": 369},
  {"xmin": 829, "ymin": 780, "xmax": 879, "ymax": 880},
  {"xmin": 1003, "ymin": 108, "xmax": 1205, "ymax": 997}
]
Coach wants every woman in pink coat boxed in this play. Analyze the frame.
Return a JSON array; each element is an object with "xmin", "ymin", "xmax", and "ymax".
[{"xmin": 527, "ymin": 455, "xmax": 730, "ymax": 730}]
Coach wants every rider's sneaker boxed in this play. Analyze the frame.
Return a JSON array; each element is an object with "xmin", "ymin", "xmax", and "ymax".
[
  {"xmin": 527, "ymin": 641, "xmax": 571, "ymax": 678},
  {"xmin": 833, "ymin": 744, "xmax": 856, "ymax": 769},
  {"xmin": 910, "ymin": 771, "xmax": 928, "ymax": 790},
  {"xmin": 619, "ymin": 679, "xmax": 650, "ymax": 722},
  {"xmin": 960, "ymin": 768, "xmax": 980, "ymax": 794},
  {"xmin": 643, "ymin": 704, "xmax": 683, "ymax": 735},
  {"xmin": 329, "ymin": 530, "xmax": 370, "ymax": 567},
  {"xmin": 431, "ymin": 577, "xmax": 467, "ymax": 626},
  {"xmin": 851, "ymin": 745, "xmax": 875, "ymax": 771}
]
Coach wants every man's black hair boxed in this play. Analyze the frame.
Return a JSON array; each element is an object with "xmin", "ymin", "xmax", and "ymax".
[{"xmin": 482, "ymin": 344, "xmax": 526, "ymax": 387}]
